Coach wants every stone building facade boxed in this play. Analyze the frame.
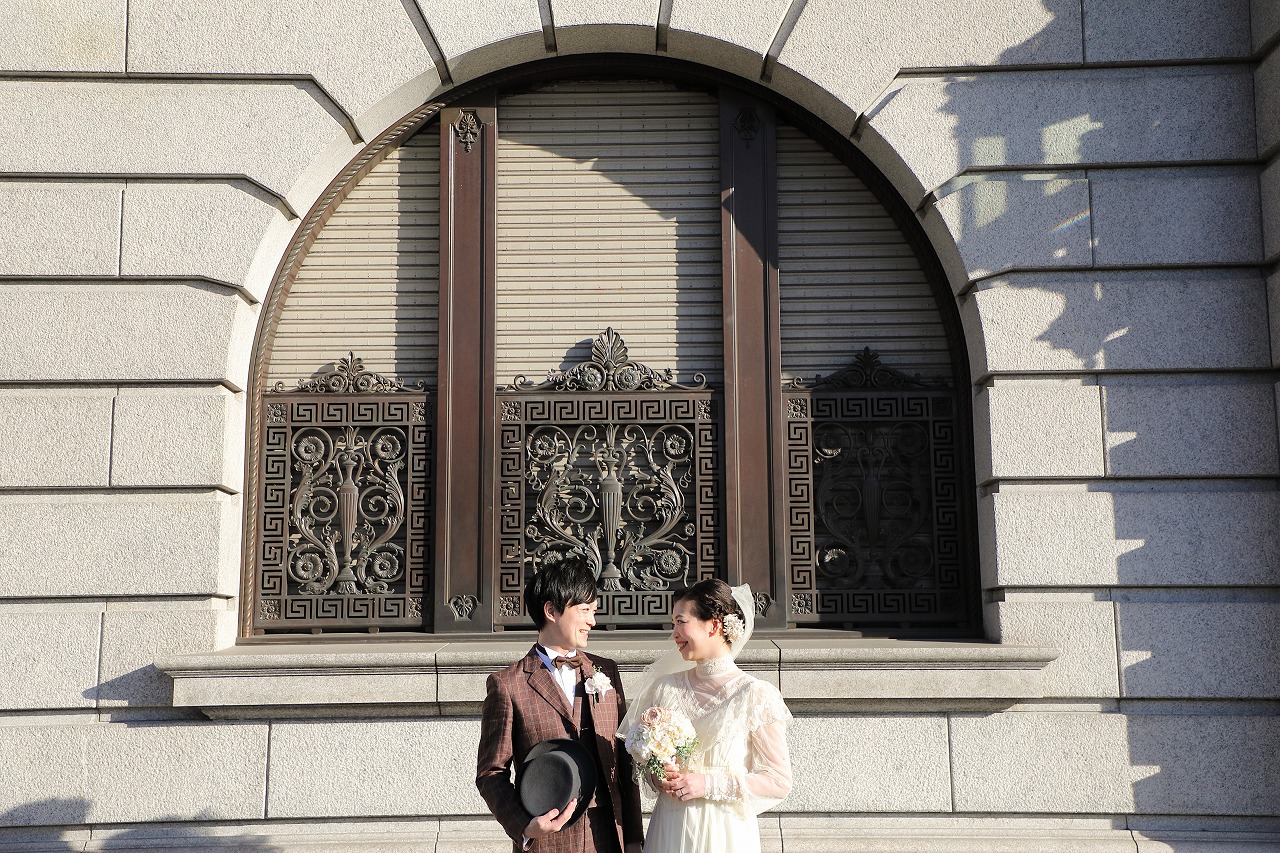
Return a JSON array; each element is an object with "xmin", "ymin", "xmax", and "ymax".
[{"xmin": 1, "ymin": 1, "xmax": 1278, "ymax": 851}]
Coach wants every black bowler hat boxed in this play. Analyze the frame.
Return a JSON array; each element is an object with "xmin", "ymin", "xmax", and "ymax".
[{"xmin": 517, "ymin": 738, "xmax": 596, "ymax": 826}]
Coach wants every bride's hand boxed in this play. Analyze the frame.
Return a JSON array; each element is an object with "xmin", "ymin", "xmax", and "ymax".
[
  {"xmin": 655, "ymin": 763, "xmax": 681, "ymax": 795},
  {"xmin": 662, "ymin": 768, "xmax": 707, "ymax": 802}
]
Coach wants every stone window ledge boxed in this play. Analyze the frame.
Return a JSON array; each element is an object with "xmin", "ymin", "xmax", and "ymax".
[{"xmin": 156, "ymin": 638, "xmax": 1058, "ymax": 719}]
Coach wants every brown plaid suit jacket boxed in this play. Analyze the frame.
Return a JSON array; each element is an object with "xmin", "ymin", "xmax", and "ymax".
[{"xmin": 476, "ymin": 645, "xmax": 644, "ymax": 853}]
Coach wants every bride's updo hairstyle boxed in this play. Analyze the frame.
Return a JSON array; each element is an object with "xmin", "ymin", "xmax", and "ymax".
[{"xmin": 673, "ymin": 579, "xmax": 745, "ymax": 644}]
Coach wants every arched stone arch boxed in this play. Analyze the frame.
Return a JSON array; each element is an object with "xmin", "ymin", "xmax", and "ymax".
[
  {"xmin": 241, "ymin": 52, "xmax": 986, "ymax": 637},
  {"xmin": 241, "ymin": 14, "xmax": 999, "ymax": 299}
]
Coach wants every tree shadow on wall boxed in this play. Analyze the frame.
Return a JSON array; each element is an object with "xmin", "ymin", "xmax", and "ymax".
[
  {"xmin": 941, "ymin": 0, "xmax": 1279, "ymax": 829},
  {"xmin": 0, "ymin": 799, "xmax": 283, "ymax": 851}
]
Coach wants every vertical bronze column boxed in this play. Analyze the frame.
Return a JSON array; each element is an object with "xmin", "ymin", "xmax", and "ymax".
[
  {"xmin": 435, "ymin": 95, "xmax": 497, "ymax": 632},
  {"xmin": 720, "ymin": 91, "xmax": 784, "ymax": 628}
]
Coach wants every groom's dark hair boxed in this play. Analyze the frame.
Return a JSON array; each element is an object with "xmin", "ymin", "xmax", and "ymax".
[{"xmin": 525, "ymin": 562, "xmax": 599, "ymax": 629}]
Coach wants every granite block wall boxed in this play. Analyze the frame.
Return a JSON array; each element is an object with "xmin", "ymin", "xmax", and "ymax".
[{"xmin": 0, "ymin": 1, "xmax": 1275, "ymax": 851}]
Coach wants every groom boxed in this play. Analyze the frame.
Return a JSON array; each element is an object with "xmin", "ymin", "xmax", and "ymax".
[{"xmin": 476, "ymin": 562, "xmax": 644, "ymax": 853}]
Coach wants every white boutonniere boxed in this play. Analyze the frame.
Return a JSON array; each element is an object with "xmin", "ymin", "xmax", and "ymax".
[{"xmin": 584, "ymin": 671, "xmax": 613, "ymax": 705}]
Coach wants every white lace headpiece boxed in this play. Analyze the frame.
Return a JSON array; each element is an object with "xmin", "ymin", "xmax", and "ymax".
[{"xmin": 726, "ymin": 583, "xmax": 755, "ymax": 653}]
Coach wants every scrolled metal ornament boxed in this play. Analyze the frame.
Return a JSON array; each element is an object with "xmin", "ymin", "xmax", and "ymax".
[
  {"xmin": 275, "ymin": 352, "xmax": 424, "ymax": 394},
  {"xmin": 449, "ymin": 594, "xmax": 479, "ymax": 620},
  {"xmin": 523, "ymin": 422, "xmax": 696, "ymax": 592},
  {"xmin": 790, "ymin": 347, "xmax": 948, "ymax": 391},
  {"xmin": 497, "ymin": 333, "xmax": 721, "ymax": 627},
  {"xmin": 782, "ymin": 347, "xmax": 967, "ymax": 627},
  {"xmin": 811, "ymin": 420, "xmax": 934, "ymax": 591},
  {"xmin": 733, "ymin": 107, "xmax": 760, "ymax": 144},
  {"xmin": 285, "ymin": 424, "xmax": 408, "ymax": 598},
  {"xmin": 508, "ymin": 328, "xmax": 707, "ymax": 392},
  {"xmin": 455, "ymin": 110, "xmax": 481, "ymax": 153}
]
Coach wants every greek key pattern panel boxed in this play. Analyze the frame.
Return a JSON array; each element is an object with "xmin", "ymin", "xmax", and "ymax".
[
  {"xmin": 784, "ymin": 388, "xmax": 964, "ymax": 626},
  {"xmin": 257, "ymin": 395, "xmax": 433, "ymax": 632},
  {"xmin": 496, "ymin": 392, "xmax": 720, "ymax": 626}
]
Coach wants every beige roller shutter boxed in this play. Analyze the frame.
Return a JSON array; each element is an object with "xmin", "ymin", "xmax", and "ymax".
[
  {"xmin": 268, "ymin": 126, "xmax": 440, "ymax": 388},
  {"xmin": 495, "ymin": 81, "xmax": 722, "ymax": 388},
  {"xmin": 777, "ymin": 123, "xmax": 950, "ymax": 382}
]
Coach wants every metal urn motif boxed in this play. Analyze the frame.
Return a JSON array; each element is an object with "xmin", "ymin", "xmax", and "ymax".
[
  {"xmin": 288, "ymin": 424, "xmax": 408, "ymax": 596},
  {"xmin": 257, "ymin": 354, "xmax": 431, "ymax": 633},
  {"xmin": 524, "ymin": 421, "xmax": 696, "ymax": 591},
  {"xmin": 496, "ymin": 329, "xmax": 719, "ymax": 625}
]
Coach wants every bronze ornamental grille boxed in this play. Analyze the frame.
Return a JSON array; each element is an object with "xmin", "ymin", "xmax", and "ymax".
[
  {"xmin": 241, "ymin": 64, "xmax": 984, "ymax": 638},
  {"xmin": 251, "ymin": 343, "xmax": 969, "ymax": 632},
  {"xmin": 783, "ymin": 349, "xmax": 965, "ymax": 627},
  {"xmin": 495, "ymin": 330, "xmax": 722, "ymax": 627},
  {"xmin": 255, "ymin": 355, "xmax": 433, "ymax": 633}
]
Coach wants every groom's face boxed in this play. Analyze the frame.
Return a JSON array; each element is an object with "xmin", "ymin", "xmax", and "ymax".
[{"xmin": 542, "ymin": 598, "xmax": 598, "ymax": 651}]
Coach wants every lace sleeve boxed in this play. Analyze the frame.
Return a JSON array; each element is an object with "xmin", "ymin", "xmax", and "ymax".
[
  {"xmin": 747, "ymin": 684, "xmax": 792, "ymax": 732},
  {"xmin": 739, "ymin": 715, "xmax": 792, "ymax": 814},
  {"xmin": 703, "ymin": 772, "xmax": 742, "ymax": 802},
  {"xmin": 703, "ymin": 681, "xmax": 793, "ymax": 817}
]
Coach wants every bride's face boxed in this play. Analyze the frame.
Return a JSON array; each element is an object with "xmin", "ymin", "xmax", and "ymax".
[{"xmin": 671, "ymin": 600, "xmax": 728, "ymax": 661}]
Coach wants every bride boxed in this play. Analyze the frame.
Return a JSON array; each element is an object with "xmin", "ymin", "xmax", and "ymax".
[{"xmin": 621, "ymin": 579, "xmax": 793, "ymax": 853}]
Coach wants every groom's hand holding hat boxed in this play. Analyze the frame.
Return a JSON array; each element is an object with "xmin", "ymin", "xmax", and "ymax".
[
  {"xmin": 523, "ymin": 798, "xmax": 577, "ymax": 841},
  {"xmin": 518, "ymin": 738, "xmax": 597, "ymax": 843}
]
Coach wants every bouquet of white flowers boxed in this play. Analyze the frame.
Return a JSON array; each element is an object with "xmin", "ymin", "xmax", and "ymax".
[{"xmin": 623, "ymin": 706, "xmax": 699, "ymax": 782}]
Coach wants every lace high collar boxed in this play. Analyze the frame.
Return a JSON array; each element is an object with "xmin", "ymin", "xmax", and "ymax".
[{"xmin": 694, "ymin": 655, "xmax": 736, "ymax": 677}]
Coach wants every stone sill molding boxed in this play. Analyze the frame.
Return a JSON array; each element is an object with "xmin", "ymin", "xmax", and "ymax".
[
  {"xmin": 156, "ymin": 638, "xmax": 1058, "ymax": 719},
  {"xmin": 9, "ymin": 820, "xmax": 1279, "ymax": 853}
]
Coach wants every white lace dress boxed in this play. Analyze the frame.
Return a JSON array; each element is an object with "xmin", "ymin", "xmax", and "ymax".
[{"xmin": 635, "ymin": 658, "xmax": 793, "ymax": 853}]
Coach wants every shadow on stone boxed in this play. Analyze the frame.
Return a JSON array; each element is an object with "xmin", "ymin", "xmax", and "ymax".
[
  {"xmin": 0, "ymin": 799, "xmax": 284, "ymax": 852},
  {"xmin": 89, "ymin": 664, "xmax": 174, "ymax": 708}
]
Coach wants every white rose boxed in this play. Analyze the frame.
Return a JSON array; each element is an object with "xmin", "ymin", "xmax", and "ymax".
[
  {"xmin": 584, "ymin": 671, "xmax": 613, "ymax": 697},
  {"xmin": 652, "ymin": 734, "xmax": 677, "ymax": 761},
  {"xmin": 625, "ymin": 726, "xmax": 652, "ymax": 762}
]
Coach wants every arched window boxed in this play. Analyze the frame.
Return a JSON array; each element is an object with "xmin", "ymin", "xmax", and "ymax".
[{"xmin": 245, "ymin": 58, "xmax": 980, "ymax": 639}]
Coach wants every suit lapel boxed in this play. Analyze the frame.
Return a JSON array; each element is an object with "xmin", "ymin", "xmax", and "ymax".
[
  {"xmin": 578, "ymin": 653, "xmax": 596, "ymax": 727},
  {"xmin": 574, "ymin": 655, "xmax": 593, "ymax": 723},
  {"xmin": 581, "ymin": 656, "xmax": 619, "ymax": 771},
  {"xmin": 523, "ymin": 646, "xmax": 576, "ymax": 727}
]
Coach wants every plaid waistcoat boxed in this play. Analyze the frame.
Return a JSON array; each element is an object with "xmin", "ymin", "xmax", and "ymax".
[{"xmin": 476, "ymin": 646, "xmax": 644, "ymax": 853}]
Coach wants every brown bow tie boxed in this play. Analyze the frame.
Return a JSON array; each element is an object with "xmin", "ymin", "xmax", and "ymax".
[{"xmin": 552, "ymin": 655, "xmax": 583, "ymax": 670}]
